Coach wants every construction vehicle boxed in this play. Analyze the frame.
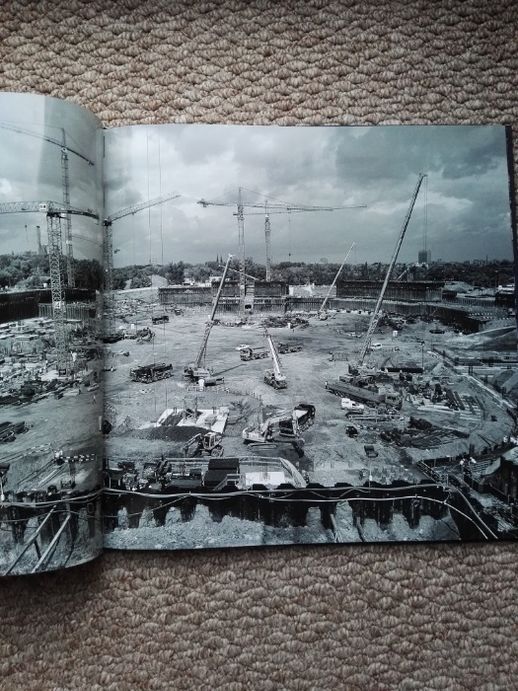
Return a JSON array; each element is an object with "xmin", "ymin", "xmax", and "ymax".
[
  {"xmin": 136, "ymin": 327, "xmax": 154, "ymax": 343},
  {"xmin": 240, "ymin": 346, "xmax": 269, "ymax": 361},
  {"xmin": 184, "ymin": 254, "xmax": 232, "ymax": 385},
  {"xmin": 130, "ymin": 362, "xmax": 173, "ymax": 383},
  {"xmin": 183, "ymin": 431, "xmax": 223, "ymax": 458},
  {"xmin": 242, "ymin": 403, "xmax": 315, "ymax": 444},
  {"xmin": 277, "ymin": 342, "xmax": 303, "ymax": 354},
  {"xmin": 0, "ymin": 421, "xmax": 27, "ymax": 443},
  {"xmin": 152, "ymin": 314, "xmax": 169, "ymax": 324},
  {"xmin": 357, "ymin": 174, "xmax": 427, "ymax": 366},
  {"xmin": 264, "ymin": 329, "xmax": 287, "ymax": 389},
  {"xmin": 341, "ymin": 397, "xmax": 365, "ymax": 415}
]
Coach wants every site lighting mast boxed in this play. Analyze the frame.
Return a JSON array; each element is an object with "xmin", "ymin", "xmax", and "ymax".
[
  {"xmin": 357, "ymin": 173, "xmax": 427, "ymax": 366},
  {"xmin": 0, "ymin": 201, "xmax": 99, "ymax": 373},
  {"xmin": 198, "ymin": 190, "xmax": 365, "ymax": 315},
  {"xmin": 0, "ymin": 122, "xmax": 95, "ymax": 288}
]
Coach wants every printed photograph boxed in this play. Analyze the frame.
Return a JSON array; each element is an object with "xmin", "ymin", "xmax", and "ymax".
[
  {"xmin": 0, "ymin": 93, "xmax": 104, "ymax": 574},
  {"xmin": 101, "ymin": 122, "xmax": 517, "ymax": 550}
]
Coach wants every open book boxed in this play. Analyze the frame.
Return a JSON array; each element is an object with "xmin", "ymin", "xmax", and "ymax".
[{"xmin": 0, "ymin": 92, "xmax": 516, "ymax": 576}]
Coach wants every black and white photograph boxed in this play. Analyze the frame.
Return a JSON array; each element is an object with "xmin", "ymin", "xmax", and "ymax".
[
  {"xmin": 0, "ymin": 93, "xmax": 104, "ymax": 575},
  {"xmin": 101, "ymin": 122, "xmax": 517, "ymax": 550}
]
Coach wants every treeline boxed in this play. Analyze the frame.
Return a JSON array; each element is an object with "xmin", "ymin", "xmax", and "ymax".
[
  {"xmin": 0, "ymin": 253, "xmax": 103, "ymax": 290},
  {"xmin": 426, "ymin": 260, "xmax": 514, "ymax": 288},
  {"xmin": 110, "ymin": 258, "xmax": 515, "ymax": 289}
]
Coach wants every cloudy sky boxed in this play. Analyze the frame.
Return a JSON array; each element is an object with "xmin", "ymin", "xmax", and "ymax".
[
  {"xmin": 0, "ymin": 92, "xmax": 103, "ymax": 261},
  {"xmin": 104, "ymin": 122, "xmax": 512, "ymax": 268}
]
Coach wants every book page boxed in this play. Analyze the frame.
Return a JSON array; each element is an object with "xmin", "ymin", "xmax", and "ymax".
[
  {"xmin": 102, "ymin": 123, "xmax": 516, "ymax": 551},
  {"xmin": 0, "ymin": 92, "xmax": 104, "ymax": 575}
]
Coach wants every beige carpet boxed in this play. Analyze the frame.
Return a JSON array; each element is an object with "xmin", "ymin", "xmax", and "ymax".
[{"xmin": 1, "ymin": 1, "xmax": 517, "ymax": 688}]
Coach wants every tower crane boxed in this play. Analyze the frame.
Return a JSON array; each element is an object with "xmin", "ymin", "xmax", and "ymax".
[
  {"xmin": 263, "ymin": 327, "xmax": 287, "ymax": 389},
  {"xmin": 0, "ymin": 122, "xmax": 95, "ymax": 288},
  {"xmin": 184, "ymin": 254, "xmax": 233, "ymax": 385},
  {"xmin": 198, "ymin": 189, "xmax": 365, "ymax": 313},
  {"xmin": 103, "ymin": 193, "xmax": 182, "ymax": 294},
  {"xmin": 357, "ymin": 174, "xmax": 427, "ymax": 367},
  {"xmin": 0, "ymin": 201, "xmax": 99, "ymax": 374},
  {"xmin": 102, "ymin": 193, "xmax": 181, "ymax": 333},
  {"xmin": 318, "ymin": 241, "xmax": 355, "ymax": 319}
]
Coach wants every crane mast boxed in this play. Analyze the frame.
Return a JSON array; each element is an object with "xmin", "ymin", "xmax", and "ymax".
[
  {"xmin": 197, "ymin": 193, "xmax": 365, "ymax": 315},
  {"xmin": 0, "ymin": 122, "xmax": 95, "ymax": 288},
  {"xmin": 236, "ymin": 188, "xmax": 246, "ymax": 316},
  {"xmin": 103, "ymin": 193, "xmax": 181, "ymax": 294},
  {"xmin": 319, "ymin": 241, "xmax": 355, "ymax": 316},
  {"xmin": 264, "ymin": 204, "xmax": 272, "ymax": 282},
  {"xmin": 0, "ymin": 201, "xmax": 99, "ymax": 374},
  {"xmin": 61, "ymin": 129, "xmax": 75, "ymax": 287},
  {"xmin": 102, "ymin": 193, "xmax": 181, "ymax": 333},
  {"xmin": 358, "ymin": 174, "xmax": 427, "ymax": 366}
]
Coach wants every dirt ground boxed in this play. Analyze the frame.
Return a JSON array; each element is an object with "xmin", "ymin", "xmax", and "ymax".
[{"xmin": 103, "ymin": 297, "xmax": 514, "ymax": 487}]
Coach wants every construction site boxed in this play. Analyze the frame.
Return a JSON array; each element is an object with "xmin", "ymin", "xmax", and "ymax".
[
  {"xmin": 0, "ymin": 100, "xmax": 106, "ymax": 575},
  {"xmin": 101, "ymin": 174, "xmax": 518, "ymax": 550},
  {"xmin": 1, "ymin": 110, "xmax": 516, "ymax": 565}
]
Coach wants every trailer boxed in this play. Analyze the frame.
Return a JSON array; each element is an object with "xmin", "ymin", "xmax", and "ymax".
[
  {"xmin": 240, "ymin": 346, "xmax": 269, "ymax": 361},
  {"xmin": 152, "ymin": 314, "xmax": 169, "ymax": 324},
  {"xmin": 277, "ymin": 342, "xmax": 303, "ymax": 354},
  {"xmin": 130, "ymin": 362, "xmax": 174, "ymax": 383}
]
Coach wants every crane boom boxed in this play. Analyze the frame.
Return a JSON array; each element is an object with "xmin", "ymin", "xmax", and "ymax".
[
  {"xmin": 198, "ymin": 190, "xmax": 365, "ymax": 309},
  {"xmin": 0, "ymin": 201, "xmax": 98, "ymax": 219},
  {"xmin": 102, "ymin": 193, "xmax": 181, "ymax": 301},
  {"xmin": 263, "ymin": 327, "xmax": 287, "ymax": 389},
  {"xmin": 266, "ymin": 332, "xmax": 282, "ymax": 378},
  {"xmin": 319, "ymin": 241, "xmax": 355, "ymax": 314},
  {"xmin": 0, "ymin": 122, "xmax": 95, "ymax": 165},
  {"xmin": 104, "ymin": 193, "xmax": 181, "ymax": 224},
  {"xmin": 194, "ymin": 254, "xmax": 233, "ymax": 369},
  {"xmin": 358, "ymin": 174, "xmax": 427, "ymax": 366}
]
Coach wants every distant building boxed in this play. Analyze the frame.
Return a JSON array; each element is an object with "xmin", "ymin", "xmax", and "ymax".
[{"xmin": 418, "ymin": 249, "xmax": 431, "ymax": 264}]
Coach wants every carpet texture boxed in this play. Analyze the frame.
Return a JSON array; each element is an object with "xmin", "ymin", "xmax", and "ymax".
[{"xmin": 1, "ymin": 1, "xmax": 517, "ymax": 688}]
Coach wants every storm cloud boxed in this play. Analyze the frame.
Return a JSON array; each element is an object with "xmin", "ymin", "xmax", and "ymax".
[{"xmin": 104, "ymin": 122, "xmax": 512, "ymax": 268}]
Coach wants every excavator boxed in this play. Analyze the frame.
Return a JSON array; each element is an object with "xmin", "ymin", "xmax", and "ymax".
[
  {"xmin": 263, "ymin": 328, "xmax": 287, "ymax": 389},
  {"xmin": 183, "ymin": 431, "xmax": 224, "ymax": 458},
  {"xmin": 183, "ymin": 254, "xmax": 232, "ymax": 386}
]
